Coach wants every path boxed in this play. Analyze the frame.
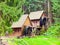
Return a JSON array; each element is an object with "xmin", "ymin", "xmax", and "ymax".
[{"xmin": 0, "ymin": 36, "xmax": 9, "ymax": 45}]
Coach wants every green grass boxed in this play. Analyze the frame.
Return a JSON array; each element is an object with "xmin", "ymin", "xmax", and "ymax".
[{"xmin": 7, "ymin": 36, "xmax": 60, "ymax": 45}]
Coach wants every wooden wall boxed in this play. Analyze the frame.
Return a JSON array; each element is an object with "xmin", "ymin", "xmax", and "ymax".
[
  {"xmin": 10, "ymin": 16, "xmax": 32, "ymax": 37},
  {"xmin": 24, "ymin": 16, "xmax": 32, "ymax": 26}
]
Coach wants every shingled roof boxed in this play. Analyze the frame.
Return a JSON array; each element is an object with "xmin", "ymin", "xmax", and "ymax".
[
  {"xmin": 29, "ymin": 11, "xmax": 44, "ymax": 20},
  {"xmin": 11, "ymin": 14, "xmax": 28, "ymax": 28}
]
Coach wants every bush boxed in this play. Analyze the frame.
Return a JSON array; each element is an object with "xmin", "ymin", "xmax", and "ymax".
[{"xmin": 44, "ymin": 22, "xmax": 60, "ymax": 37}]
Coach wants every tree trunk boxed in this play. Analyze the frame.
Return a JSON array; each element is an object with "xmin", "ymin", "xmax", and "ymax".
[
  {"xmin": 48, "ymin": 0, "xmax": 53, "ymax": 26},
  {"xmin": 44, "ymin": 0, "xmax": 53, "ymax": 27},
  {"xmin": 44, "ymin": 0, "xmax": 48, "ymax": 16}
]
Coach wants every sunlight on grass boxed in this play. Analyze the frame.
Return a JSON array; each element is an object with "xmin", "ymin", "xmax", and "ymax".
[{"xmin": 7, "ymin": 36, "xmax": 60, "ymax": 45}]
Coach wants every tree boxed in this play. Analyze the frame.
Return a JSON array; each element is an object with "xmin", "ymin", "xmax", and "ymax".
[
  {"xmin": 0, "ymin": 0, "xmax": 26, "ymax": 36},
  {"xmin": 44, "ymin": 0, "xmax": 53, "ymax": 26},
  {"xmin": 48, "ymin": 0, "xmax": 53, "ymax": 26},
  {"xmin": 51, "ymin": 0, "xmax": 60, "ymax": 18},
  {"xmin": 23, "ymin": 0, "xmax": 44, "ymax": 14}
]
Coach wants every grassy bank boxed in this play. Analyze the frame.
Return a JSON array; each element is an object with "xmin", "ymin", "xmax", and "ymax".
[{"xmin": 7, "ymin": 36, "xmax": 60, "ymax": 45}]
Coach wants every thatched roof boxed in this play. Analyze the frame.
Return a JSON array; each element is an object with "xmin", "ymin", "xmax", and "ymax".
[
  {"xmin": 29, "ymin": 11, "xmax": 44, "ymax": 20},
  {"xmin": 11, "ymin": 14, "xmax": 28, "ymax": 28}
]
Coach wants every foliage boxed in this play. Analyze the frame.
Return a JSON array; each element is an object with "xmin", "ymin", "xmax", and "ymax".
[
  {"xmin": 0, "ymin": 0, "xmax": 25, "ymax": 36},
  {"xmin": 51, "ymin": 0, "xmax": 60, "ymax": 17},
  {"xmin": 23, "ymin": 0, "xmax": 44, "ymax": 14},
  {"xmin": 44, "ymin": 18, "xmax": 60, "ymax": 37},
  {"xmin": 23, "ymin": 0, "xmax": 60, "ymax": 17}
]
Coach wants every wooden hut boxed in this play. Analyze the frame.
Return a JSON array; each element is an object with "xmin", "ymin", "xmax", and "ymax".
[
  {"xmin": 29, "ymin": 11, "xmax": 47, "ymax": 27},
  {"xmin": 11, "ymin": 14, "xmax": 32, "ymax": 37}
]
